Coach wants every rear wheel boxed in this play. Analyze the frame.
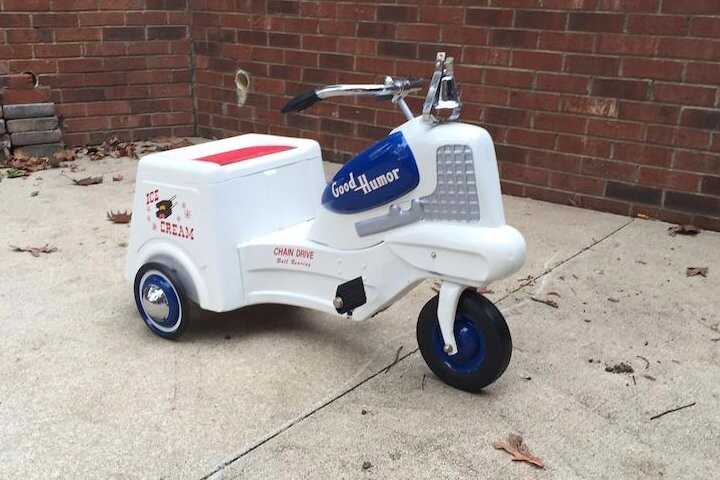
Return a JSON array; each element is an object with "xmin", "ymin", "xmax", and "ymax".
[
  {"xmin": 133, "ymin": 263, "xmax": 191, "ymax": 340},
  {"xmin": 416, "ymin": 290, "xmax": 512, "ymax": 392}
]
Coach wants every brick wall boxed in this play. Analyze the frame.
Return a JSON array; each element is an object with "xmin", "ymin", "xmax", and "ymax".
[
  {"xmin": 0, "ymin": 0, "xmax": 195, "ymax": 146},
  {"xmin": 191, "ymin": 0, "xmax": 720, "ymax": 230}
]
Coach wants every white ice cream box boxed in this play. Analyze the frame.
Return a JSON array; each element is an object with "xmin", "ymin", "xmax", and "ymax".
[{"xmin": 125, "ymin": 134, "xmax": 325, "ymax": 311}]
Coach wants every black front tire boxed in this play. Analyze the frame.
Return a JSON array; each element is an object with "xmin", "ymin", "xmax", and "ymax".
[{"xmin": 416, "ymin": 289, "xmax": 512, "ymax": 392}]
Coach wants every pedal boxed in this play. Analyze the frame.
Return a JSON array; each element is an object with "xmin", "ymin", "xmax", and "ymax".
[{"xmin": 333, "ymin": 277, "xmax": 367, "ymax": 314}]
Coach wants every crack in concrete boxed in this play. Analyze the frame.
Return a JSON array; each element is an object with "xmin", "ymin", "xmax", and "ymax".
[{"xmin": 198, "ymin": 218, "xmax": 634, "ymax": 479}]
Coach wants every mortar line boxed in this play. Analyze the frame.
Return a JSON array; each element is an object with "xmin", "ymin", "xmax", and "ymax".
[
  {"xmin": 199, "ymin": 350, "xmax": 417, "ymax": 480},
  {"xmin": 199, "ymin": 218, "xmax": 634, "ymax": 479}
]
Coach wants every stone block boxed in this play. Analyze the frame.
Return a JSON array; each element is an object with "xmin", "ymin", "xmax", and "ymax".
[
  {"xmin": 0, "ymin": 107, "xmax": 3, "ymax": 119},
  {"xmin": 0, "ymin": 119, "xmax": 5, "ymax": 134},
  {"xmin": 3, "ymin": 103, "xmax": 55, "ymax": 120},
  {"xmin": 11, "ymin": 129, "xmax": 62, "ymax": 146},
  {"xmin": 7, "ymin": 116, "xmax": 59, "ymax": 133},
  {"xmin": 14, "ymin": 142, "xmax": 64, "ymax": 158}
]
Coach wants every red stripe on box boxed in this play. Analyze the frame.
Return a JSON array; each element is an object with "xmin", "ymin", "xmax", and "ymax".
[{"xmin": 196, "ymin": 145, "xmax": 295, "ymax": 165}]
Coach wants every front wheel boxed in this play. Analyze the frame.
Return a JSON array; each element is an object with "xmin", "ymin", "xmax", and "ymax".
[
  {"xmin": 416, "ymin": 290, "xmax": 512, "ymax": 392},
  {"xmin": 134, "ymin": 263, "xmax": 191, "ymax": 340}
]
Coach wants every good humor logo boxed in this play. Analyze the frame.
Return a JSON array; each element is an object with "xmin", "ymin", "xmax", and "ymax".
[{"xmin": 330, "ymin": 168, "xmax": 401, "ymax": 198}]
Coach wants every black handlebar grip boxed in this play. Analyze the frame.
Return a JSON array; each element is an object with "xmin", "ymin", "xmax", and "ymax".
[{"xmin": 280, "ymin": 89, "xmax": 321, "ymax": 113}]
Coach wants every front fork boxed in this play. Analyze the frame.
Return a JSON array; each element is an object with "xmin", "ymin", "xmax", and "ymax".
[{"xmin": 437, "ymin": 281, "xmax": 465, "ymax": 356}]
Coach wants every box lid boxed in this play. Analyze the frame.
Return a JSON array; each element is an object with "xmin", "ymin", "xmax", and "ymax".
[{"xmin": 138, "ymin": 134, "xmax": 321, "ymax": 184}]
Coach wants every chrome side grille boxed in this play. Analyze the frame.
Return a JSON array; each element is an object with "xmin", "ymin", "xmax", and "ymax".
[{"xmin": 420, "ymin": 144, "xmax": 480, "ymax": 222}]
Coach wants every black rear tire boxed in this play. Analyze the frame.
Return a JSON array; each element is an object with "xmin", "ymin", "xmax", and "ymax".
[{"xmin": 416, "ymin": 289, "xmax": 512, "ymax": 392}]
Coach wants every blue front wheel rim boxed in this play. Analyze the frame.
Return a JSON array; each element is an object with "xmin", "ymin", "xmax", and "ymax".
[{"xmin": 432, "ymin": 314, "xmax": 487, "ymax": 374}]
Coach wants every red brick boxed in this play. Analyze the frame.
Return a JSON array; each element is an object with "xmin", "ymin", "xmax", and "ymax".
[
  {"xmin": 337, "ymin": 38, "xmax": 375, "ymax": 55},
  {"xmin": 509, "ymin": 91, "xmax": 560, "ymax": 111},
  {"xmin": 569, "ymin": 12, "xmax": 624, "ymax": 32},
  {"xmin": 686, "ymin": 62, "xmax": 720, "ymax": 85},
  {"xmin": 484, "ymin": 68, "xmax": 533, "ymax": 88},
  {"xmin": 440, "ymin": 26, "xmax": 487, "ymax": 45},
  {"xmin": 495, "ymin": 144, "xmax": 528, "ymax": 164},
  {"xmin": 665, "ymin": 191, "xmax": 720, "ymax": 216},
  {"xmin": 1, "ymin": 88, "xmax": 52, "ymax": 104},
  {"xmin": 501, "ymin": 163, "xmax": 549, "ymax": 186},
  {"xmin": 377, "ymin": 5, "xmax": 415, "ymax": 22},
  {"xmin": 653, "ymin": 83, "xmax": 717, "ymax": 107},
  {"xmin": 612, "ymin": 143, "xmax": 672, "ymax": 167},
  {"xmin": 511, "ymin": 50, "xmax": 562, "ymax": 71},
  {"xmin": 483, "ymin": 107, "xmax": 531, "ymax": 127},
  {"xmin": 550, "ymin": 172, "xmax": 605, "ymax": 195},
  {"xmin": 419, "ymin": 6, "xmax": 464, "ymax": 24},
  {"xmin": 535, "ymin": 113, "xmax": 587, "ymax": 134},
  {"xmin": 617, "ymin": 102, "xmax": 678, "ymax": 125},
  {"xmin": 597, "ymin": 34, "xmax": 657, "ymax": 56},
  {"xmin": 597, "ymin": 0, "xmax": 659, "ymax": 12},
  {"xmin": 462, "ymin": 47, "xmax": 511, "ymax": 66},
  {"xmin": 626, "ymin": 14, "xmax": 688, "ymax": 35},
  {"xmin": 639, "ymin": 167, "xmax": 701, "ymax": 191},
  {"xmin": 565, "ymin": 55, "xmax": 619, "ymax": 76},
  {"xmin": 536, "ymin": 73, "xmax": 589, "ymax": 94},
  {"xmin": 507, "ymin": 128, "xmax": 557, "ymax": 149},
  {"xmin": 557, "ymin": 135, "xmax": 612, "ymax": 158},
  {"xmin": 681, "ymin": 108, "xmax": 720, "ymax": 131},
  {"xmin": 32, "ymin": 13, "xmax": 79, "ymax": 27},
  {"xmin": 588, "ymin": 119, "xmax": 645, "ymax": 141},
  {"xmin": 661, "ymin": 0, "xmax": 720, "ymax": 14},
  {"xmin": 515, "ymin": 10, "xmax": 567, "ymax": 30},
  {"xmin": 540, "ymin": 31, "xmax": 595, "ymax": 52},
  {"xmin": 400, "ymin": 24, "xmax": 440, "ymax": 42},
  {"xmin": 622, "ymin": 58, "xmax": 684, "ymax": 81},
  {"xmin": 673, "ymin": 151, "xmax": 720, "ymax": 175},
  {"xmin": 489, "ymin": 29, "xmax": 539, "ymax": 48},
  {"xmin": 592, "ymin": 78, "xmax": 650, "ymax": 101},
  {"xmin": 561, "ymin": 97, "xmax": 618, "ymax": 118},
  {"xmin": 527, "ymin": 150, "xmax": 582, "ymax": 172},
  {"xmin": 647, "ymin": 126, "xmax": 710, "ymax": 149},
  {"xmin": 701, "ymin": 176, "xmax": 720, "ymax": 196},
  {"xmin": 462, "ymin": 85, "xmax": 509, "ymax": 106},
  {"xmin": 690, "ymin": 17, "xmax": 720, "ymax": 39},
  {"xmin": 466, "ymin": 8, "xmax": 514, "ymax": 27},
  {"xmin": 606, "ymin": 181, "xmax": 662, "ymax": 205},
  {"xmin": 582, "ymin": 158, "xmax": 640, "ymax": 182},
  {"xmin": 657, "ymin": 38, "xmax": 720, "ymax": 61}
]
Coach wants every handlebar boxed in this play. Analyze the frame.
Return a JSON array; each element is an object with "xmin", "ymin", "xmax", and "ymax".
[{"xmin": 281, "ymin": 77, "xmax": 424, "ymax": 114}]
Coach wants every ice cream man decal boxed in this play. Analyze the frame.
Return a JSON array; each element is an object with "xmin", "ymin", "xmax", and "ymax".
[{"xmin": 145, "ymin": 188, "xmax": 195, "ymax": 240}]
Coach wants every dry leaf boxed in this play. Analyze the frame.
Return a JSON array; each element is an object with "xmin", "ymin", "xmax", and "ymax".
[
  {"xmin": 493, "ymin": 434, "xmax": 544, "ymax": 469},
  {"xmin": 107, "ymin": 210, "xmax": 132, "ymax": 224},
  {"xmin": 54, "ymin": 149, "xmax": 77, "ymax": 162},
  {"xmin": 668, "ymin": 224, "xmax": 701, "ymax": 237},
  {"xmin": 636, "ymin": 213, "xmax": 650, "ymax": 220},
  {"xmin": 477, "ymin": 286, "xmax": 494, "ymax": 295},
  {"xmin": 10, "ymin": 244, "xmax": 58, "ymax": 257},
  {"xmin": 686, "ymin": 267, "xmax": 708, "ymax": 277},
  {"xmin": 605, "ymin": 362, "xmax": 634, "ymax": 374},
  {"xmin": 72, "ymin": 175, "xmax": 103, "ymax": 186},
  {"xmin": 112, "ymin": 174, "xmax": 124, "ymax": 182}
]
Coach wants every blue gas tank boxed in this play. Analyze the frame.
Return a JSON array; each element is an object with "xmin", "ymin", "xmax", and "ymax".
[{"xmin": 321, "ymin": 132, "xmax": 420, "ymax": 214}]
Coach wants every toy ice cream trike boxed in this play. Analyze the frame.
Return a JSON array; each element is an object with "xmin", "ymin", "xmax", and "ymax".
[{"xmin": 125, "ymin": 53, "xmax": 526, "ymax": 392}]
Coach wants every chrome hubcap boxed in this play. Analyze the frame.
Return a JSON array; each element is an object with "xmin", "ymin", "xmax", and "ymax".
[{"xmin": 141, "ymin": 284, "xmax": 170, "ymax": 322}]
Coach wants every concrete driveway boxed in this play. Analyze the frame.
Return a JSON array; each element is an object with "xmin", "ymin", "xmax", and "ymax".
[{"xmin": 1, "ymin": 153, "xmax": 718, "ymax": 479}]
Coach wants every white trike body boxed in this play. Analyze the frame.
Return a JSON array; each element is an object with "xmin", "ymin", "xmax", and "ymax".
[
  {"xmin": 126, "ymin": 116, "xmax": 525, "ymax": 315},
  {"xmin": 126, "ymin": 53, "xmax": 527, "ymax": 389}
]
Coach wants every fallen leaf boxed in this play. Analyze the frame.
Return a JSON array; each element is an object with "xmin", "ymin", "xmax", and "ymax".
[
  {"xmin": 361, "ymin": 461, "xmax": 372, "ymax": 470},
  {"xmin": 477, "ymin": 286, "xmax": 494, "ymax": 294},
  {"xmin": 493, "ymin": 434, "xmax": 544, "ymax": 469},
  {"xmin": 54, "ymin": 149, "xmax": 77, "ymax": 162},
  {"xmin": 668, "ymin": 224, "xmax": 701, "ymax": 237},
  {"xmin": 608, "ymin": 297, "xmax": 620, "ymax": 303},
  {"xmin": 636, "ymin": 213, "xmax": 650, "ymax": 220},
  {"xmin": 30, "ymin": 190, "xmax": 39, "ymax": 197},
  {"xmin": 112, "ymin": 174, "xmax": 124, "ymax": 182},
  {"xmin": 686, "ymin": 267, "xmax": 708, "ymax": 277},
  {"xmin": 605, "ymin": 362, "xmax": 634, "ymax": 374},
  {"xmin": 72, "ymin": 175, "xmax": 103, "ymax": 186},
  {"xmin": 107, "ymin": 210, "xmax": 132, "ymax": 224},
  {"xmin": 10, "ymin": 244, "xmax": 58, "ymax": 257}
]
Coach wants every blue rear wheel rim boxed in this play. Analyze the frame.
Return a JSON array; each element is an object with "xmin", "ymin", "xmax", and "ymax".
[
  {"xmin": 137, "ymin": 271, "xmax": 182, "ymax": 333},
  {"xmin": 432, "ymin": 314, "xmax": 487, "ymax": 374}
]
